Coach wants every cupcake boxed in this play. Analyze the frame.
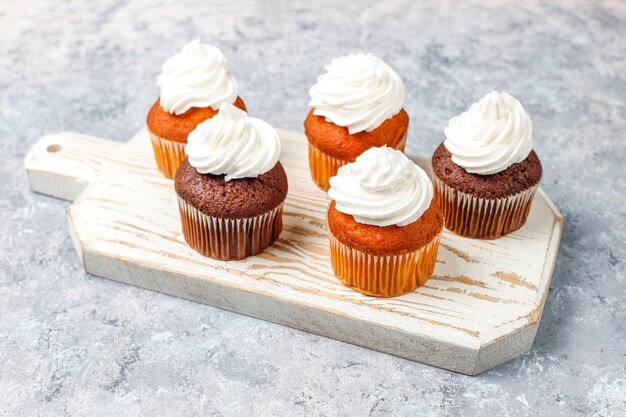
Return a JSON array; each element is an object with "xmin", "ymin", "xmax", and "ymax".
[
  {"xmin": 431, "ymin": 91, "xmax": 542, "ymax": 239},
  {"xmin": 175, "ymin": 103, "xmax": 287, "ymax": 260},
  {"xmin": 305, "ymin": 53, "xmax": 409, "ymax": 191},
  {"xmin": 327, "ymin": 146, "xmax": 442, "ymax": 297},
  {"xmin": 147, "ymin": 40, "xmax": 247, "ymax": 178}
]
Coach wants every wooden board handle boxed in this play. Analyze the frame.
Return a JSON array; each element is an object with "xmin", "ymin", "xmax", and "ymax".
[
  {"xmin": 23, "ymin": 130, "xmax": 157, "ymax": 202},
  {"xmin": 24, "ymin": 132, "xmax": 126, "ymax": 201}
]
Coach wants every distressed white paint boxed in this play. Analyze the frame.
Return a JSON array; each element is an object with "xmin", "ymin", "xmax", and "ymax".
[{"xmin": 23, "ymin": 129, "xmax": 563, "ymax": 375}]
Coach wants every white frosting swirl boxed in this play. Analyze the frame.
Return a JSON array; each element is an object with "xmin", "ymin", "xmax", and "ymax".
[
  {"xmin": 157, "ymin": 40, "xmax": 238, "ymax": 115},
  {"xmin": 185, "ymin": 103, "xmax": 281, "ymax": 181},
  {"xmin": 308, "ymin": 53, "xmax": 405, "ymax": 134},
  {"xmin": 328, "ymin": 146, "xmax": 433, "ymax": 227},
  {"xmin": 443, "ymin": 91, "xmax": 533, "ymax": 175}
]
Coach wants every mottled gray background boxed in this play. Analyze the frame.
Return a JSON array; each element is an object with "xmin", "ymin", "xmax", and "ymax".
[{"xmin": 1, "ymin": 1, "xmax": 625, "ymax": 416}]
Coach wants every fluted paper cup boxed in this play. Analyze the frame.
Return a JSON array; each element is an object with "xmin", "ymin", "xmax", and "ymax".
[
  {"xmin": 149, "ymin": 132, "xmax": 187, "ymax": 179},
  {"xmin": 307, "ymin": 132, "xmax": 407, "ymax": 191},
  {"xmin": 432, "ymin": 173, "xmax": 539, "ymax": 239},
  {"xmin": 328, "ymin": 232, "xmax": 440, "ymax": 298},
  {"xmin": 178, "ymin": 196, "xmax": 283, "ymax": 260}
]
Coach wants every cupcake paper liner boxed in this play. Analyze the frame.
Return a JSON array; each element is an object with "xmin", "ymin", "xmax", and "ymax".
[
  {"xmin": 307, "ymin": 132, "xmax": 407, "ymax": 191},
  {"xmin": 149, "ymin": 132, "xmax": 187, "ymax": 179},
  {"xmin": 432, "ymin": 173, "xmax": 539, "ymax": 239},
  {"xmin": 178, "ymin": 196, "xmax": 283, "ymax": 260},
  {"xmin": 329, "ymin": 232, "xmax": 440, "ymax": 298}
]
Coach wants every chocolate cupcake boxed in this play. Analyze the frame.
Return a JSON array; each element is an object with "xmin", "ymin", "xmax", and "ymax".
[
  {"xmin": 431, "ymin": 91, "xmax": 542, "ymax": 239},
  {"xmin": 147, "ymin": 40, "xmax": 246, "ymax": 178},
  {"xmin": 175, "ymin": 103, "xmax": 287, "ymax": 260},
  {"xmin": 327, "ymin": 146, "xmax": 443, "ymax": 297},
  {"xmin": 305, "ymin": 53, "xmax": 409, "ymax": 191}
]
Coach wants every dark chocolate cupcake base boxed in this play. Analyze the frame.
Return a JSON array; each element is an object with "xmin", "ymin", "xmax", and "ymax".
[
  {"xmin": 432, "ymin": 174, "xmax": 538, "ymax": 239},
  {"xmin": 431, "ymin": 143, "xmax": 542, "ymax": 199},
  {"xmin": 431, "ymin": 143, "xmax": 542, "ymax": 239},
  {"xmin": 178, "ymin": 196, "xmax": 283, "ymax": 260},
  {"xmin": 175, "ymin": 160, "xmax": 288, "ymax": 259}
]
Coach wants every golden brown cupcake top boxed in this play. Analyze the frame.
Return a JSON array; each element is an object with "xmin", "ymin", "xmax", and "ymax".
[
  {"xmin": 304, "ymin": 109, "xmax": 408, "ymax": 161},
  {"xmin": 146, "ymin": 96, "xmax": 246, "ymax": 143},
  {"xmin": 328, "ymin": 201, "xmax": 442, "ymax": 256},
  {"xmin": 327, "ymin": 146, "xmax": 442, "ymax": 255}
]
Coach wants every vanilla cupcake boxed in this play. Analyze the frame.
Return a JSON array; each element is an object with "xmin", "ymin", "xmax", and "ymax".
[
  {"xmin": 327, "ymin": 146, "xmax": 442, "ymax": 297},
  {"xmin": 431, "ymin": 91, "xmax": 542, "ymax": 239},
  {"xmin": 175, "ymin": 103, "xmax": 287, "ymax": 260},
  {"xmin": 147, "ymin": 40, "xmax": 246, "ymax": 178},
  {"xmin": 304, "ymin": 53, "xmax": 409, "ymax": 191}
]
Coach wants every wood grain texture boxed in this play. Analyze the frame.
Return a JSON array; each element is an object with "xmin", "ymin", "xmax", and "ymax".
[{"xmin": 23, "ymin": 128, "xmax": 563, "ymax": 375}]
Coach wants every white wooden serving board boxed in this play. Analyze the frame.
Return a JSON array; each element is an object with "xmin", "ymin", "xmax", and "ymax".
[{"xmin": 24, "ymin": 128, "xmax": 563, "ymax": 375}]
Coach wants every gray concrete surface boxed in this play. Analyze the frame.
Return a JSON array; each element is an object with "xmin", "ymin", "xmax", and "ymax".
[{"xmin": 1, "ymin": 1, "xmax": 625, "ymax": 416}]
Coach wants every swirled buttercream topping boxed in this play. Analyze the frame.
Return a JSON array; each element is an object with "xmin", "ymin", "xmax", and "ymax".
[
  {"xmin": 158, "ymin": 40, "xmax": 238, "ymax": 115},
  {"xmin": 328, "ymin": 146, "xmax": 433, "ymax": 227},
  {"xmin": 308, "ymin": 53, "xmax": 405, "ymax": 134},
  {"xmin": 185, "ymin": 103, "xmax": 280, "ymax": 181},
  {"xmin": 443, "ymin": 91, "xmax": 533, "ymax": 175}
]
